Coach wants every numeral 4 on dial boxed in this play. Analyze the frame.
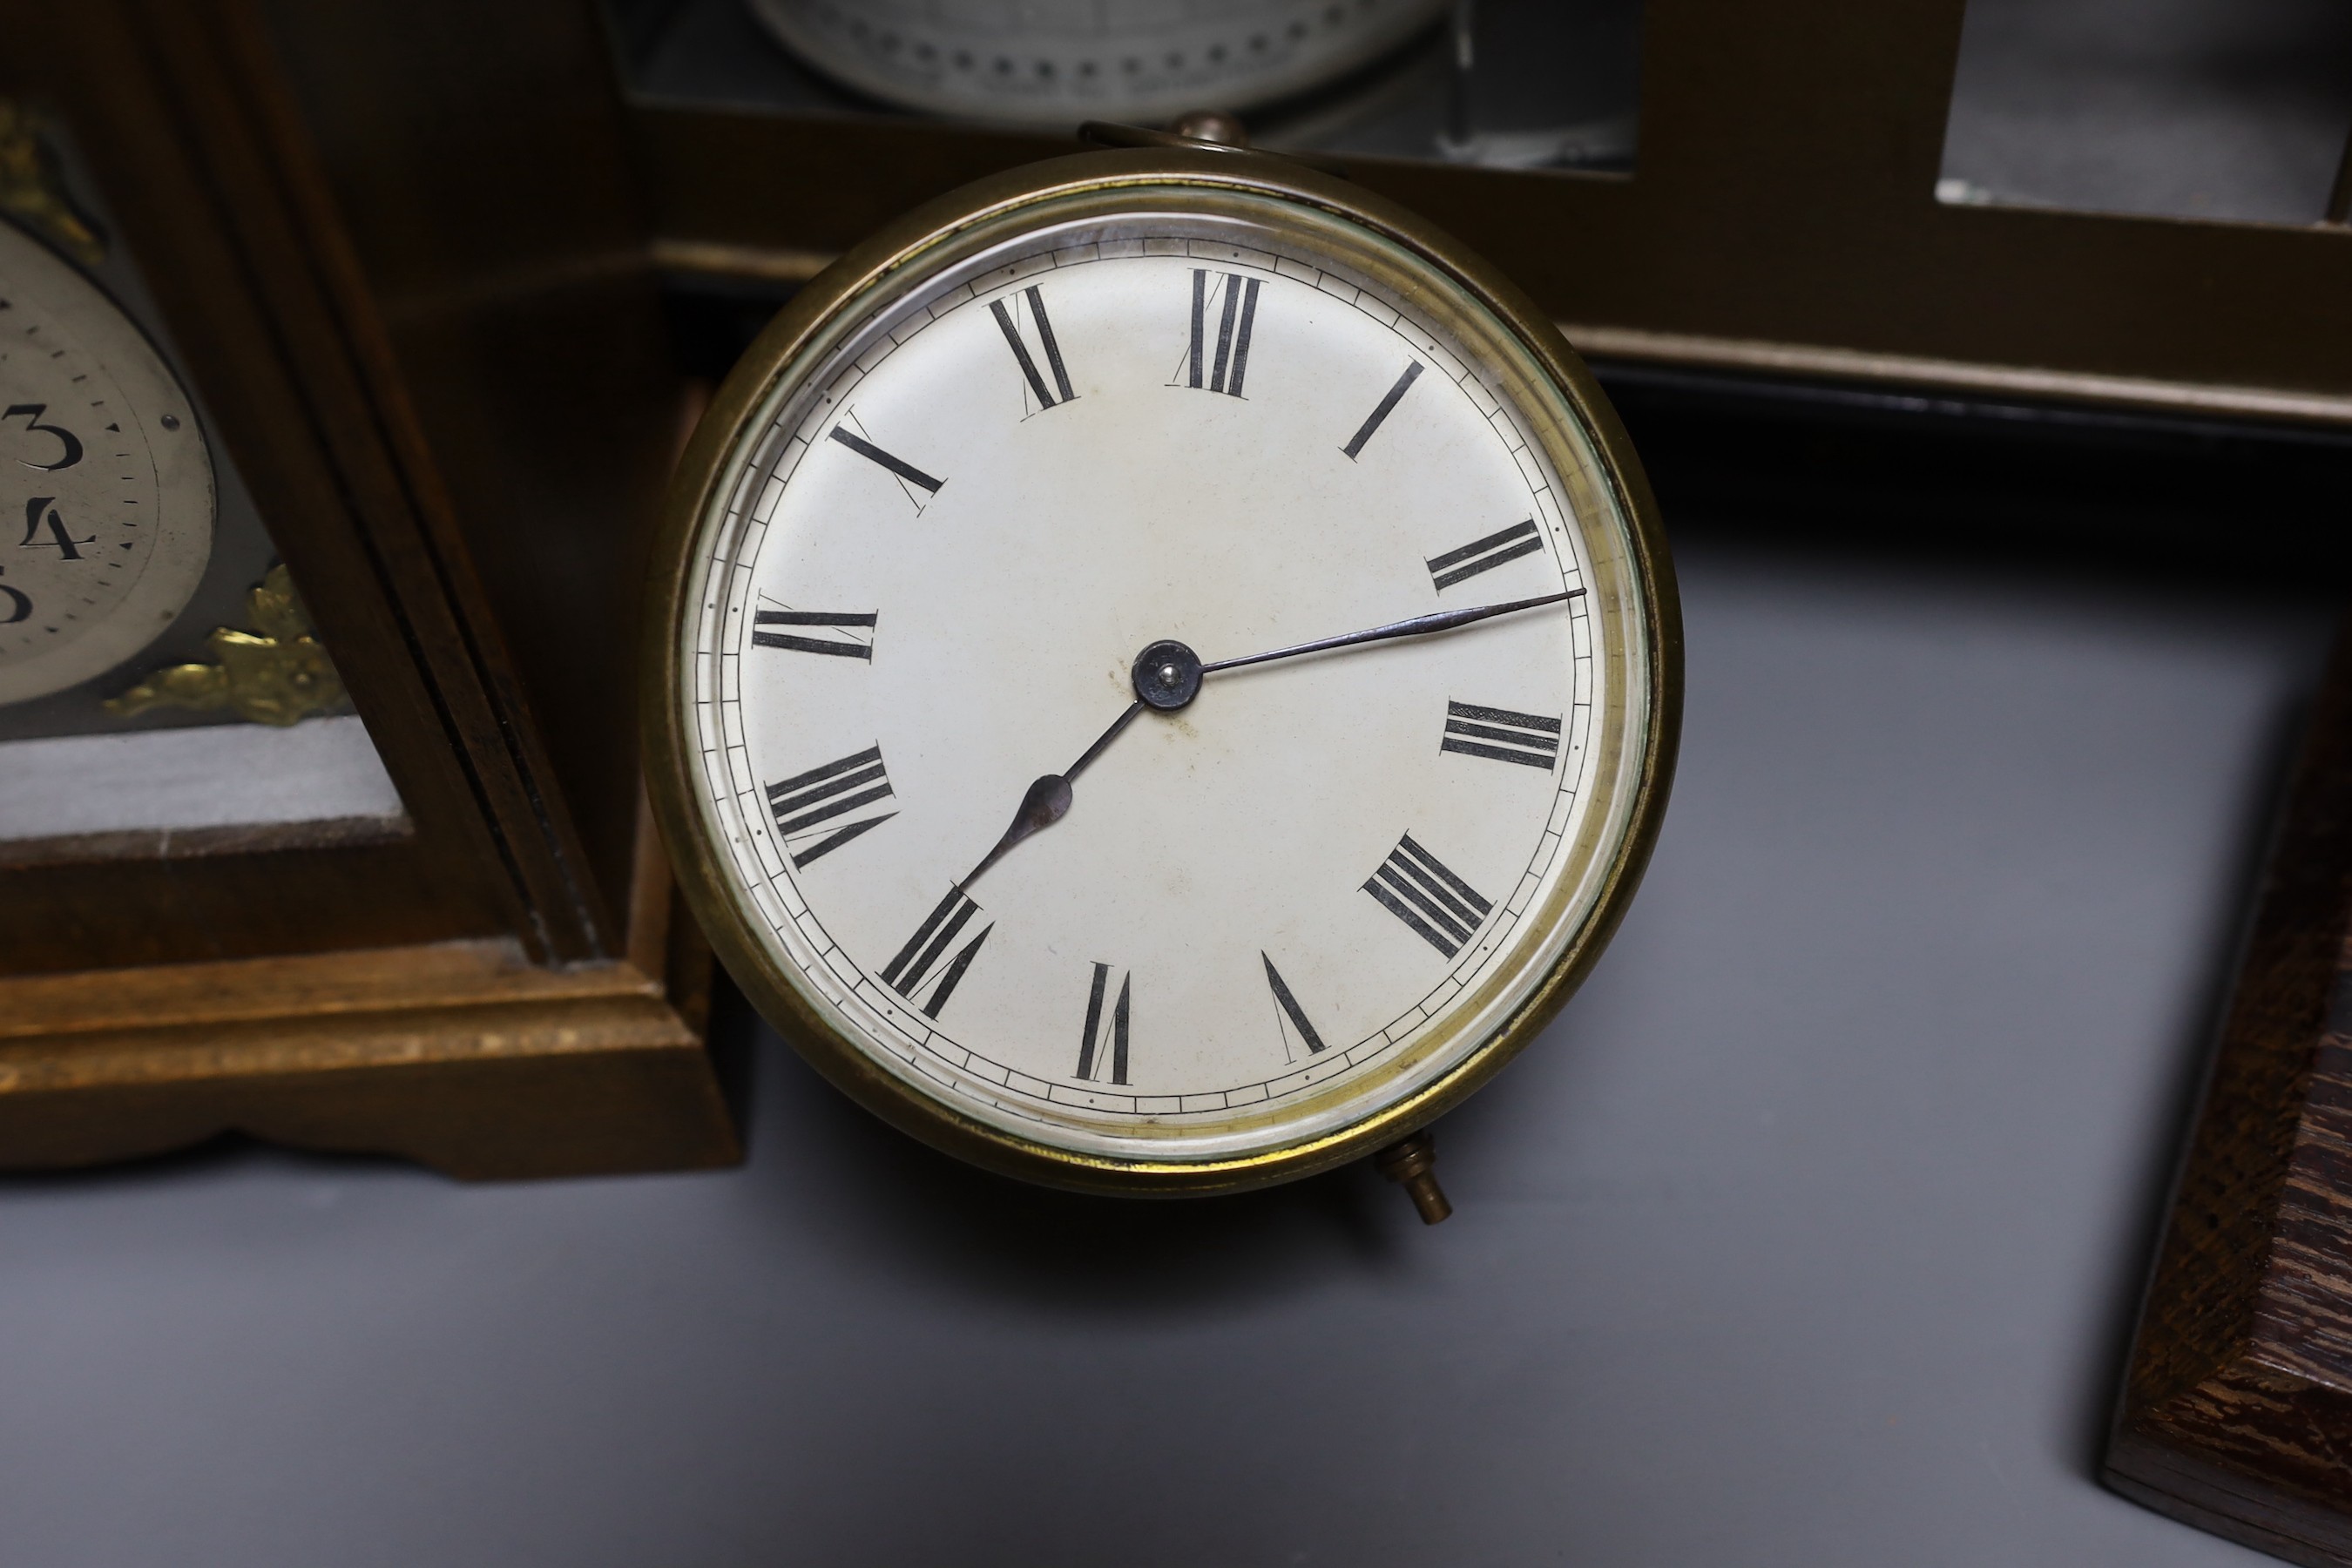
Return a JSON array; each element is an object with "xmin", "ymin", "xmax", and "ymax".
[{"xmin": 19, "ymin": 497, "xmax": 91, "ymax": 558}]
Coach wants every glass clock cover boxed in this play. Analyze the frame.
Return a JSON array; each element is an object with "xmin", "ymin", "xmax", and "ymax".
[
  {"xmin": 745, "ymin": 0, "xmax": 1451, "ymax": 128},
  {"xmin": 656, "ymin": 164, "xmax": 1672, "ymax": 1185}
]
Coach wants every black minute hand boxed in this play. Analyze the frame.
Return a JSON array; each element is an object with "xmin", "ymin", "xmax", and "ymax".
[
  {"xmin": 1200, "ymin": 589, "xmax": 1584, "ymax": 676},
  {"xmin": 953, "ymin": 589, "xmax": 1581, "ymax": 890}
]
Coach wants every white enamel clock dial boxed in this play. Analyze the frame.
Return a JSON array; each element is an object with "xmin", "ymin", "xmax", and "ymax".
[
  {"xmin": 662, "ymin": 177, "xmax": 1670, "ymax": 1184},
  {"xmin": 0, "ymin": 220, "xmax": 213, "ymax": 706},
  {"xmin": 747, "ymin": 0, "xmax": 1449, "ymax": 129}
]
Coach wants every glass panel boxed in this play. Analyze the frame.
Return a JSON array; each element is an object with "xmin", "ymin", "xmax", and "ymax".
[
  {"xmin": 0, "ymin": 720, "xmax": 402, "ymax": 841},
  {"xmin": 0, "ymin": 102, "xmax": 405, "ymax": 845},
  {"xmin": 606, "ymin": 0, "xmax": 1640, "ymax": 172},
  {"xmin": 1940, "ymin": 0, "xmax": 2352, "ymax": 224}
]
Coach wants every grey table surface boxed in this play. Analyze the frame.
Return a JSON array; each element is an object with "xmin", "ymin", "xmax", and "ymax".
[{"xmin": 0, "ymin": 528, "xmax": 2331, "ymax": 1567}]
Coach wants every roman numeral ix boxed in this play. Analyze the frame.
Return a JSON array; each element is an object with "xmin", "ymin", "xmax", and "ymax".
[
  {"xmin": 1075, "ymin": 962, "xmax": 1132, "ymax": 1085},
  {"xmin": 1363, "ymin": 834, "xmax": 1495, "ymax": 958},
  {"xmin": 1179, "ymin": 270, "xmax": 1260, "ymax": 396},
  {"xmin": 880, "ymin": 886, "xmax": 992, "ymax": 1020},
  {"xmin": 990, "ymin": 285, "xmax": 1076, "ymax": 413},
  {"xmin": 1442, "ymin": 700, "xmax": 1562, "ymax": 770},
  {"xmin": 1261, "ymin": 953, "xmax": 1328, "ymax": 1060},
  {"xmin": 766, "ymin": 746, "xmax": 897, "ymax": 868},
  {"xmin": 1427, "ymin": 519, "xmax": 1542, "ymax": 591},
  {"xmin": 751, "ymin": 609, "xmax": 876, "ymax": 659}
]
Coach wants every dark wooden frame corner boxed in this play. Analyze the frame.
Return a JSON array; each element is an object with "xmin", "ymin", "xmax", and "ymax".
[{"xmin": 2107, "ymin": 618, "xmax": 2352, "ymax": 1567}]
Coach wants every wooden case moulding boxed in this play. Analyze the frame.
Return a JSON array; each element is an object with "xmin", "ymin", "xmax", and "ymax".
[
  {"xmin": 629, "ymin": 0, "xmax": 2352, "ymax": 432},
  {"xmin": 2106, "ymin": 623, "xmax": 2352, "ymax": 1566},
  {"xmin": 0, "ymin": 936, "xmax": 727, "ymax": 1179}
]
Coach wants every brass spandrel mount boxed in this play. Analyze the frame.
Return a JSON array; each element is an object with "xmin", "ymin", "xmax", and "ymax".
[
  {"xmin": 0, "ymin": 98, "xmax": 104, "ymax": 268},
  {"xmin": 106, "ymin": 564, "xmax": 347, "ymax": 727}
]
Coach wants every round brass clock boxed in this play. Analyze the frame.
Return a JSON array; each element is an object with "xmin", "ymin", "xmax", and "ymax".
[
  {"xmin": 0, "ymin": 216, "xmax": 214, "ymax": 706},
  {"xmin": 645, "ymin": 139, "xmax": 1679, "ymax": 1195}
]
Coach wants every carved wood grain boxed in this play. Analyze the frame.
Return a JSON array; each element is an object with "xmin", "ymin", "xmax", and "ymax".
[{"xmin": 2109, "ymin": 621, "xmax": 2352, "ymax": 1565}]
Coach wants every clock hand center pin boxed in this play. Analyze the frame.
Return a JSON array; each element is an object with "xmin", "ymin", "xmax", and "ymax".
[{"xmin": 956, "ymin": 639, "xmax": 1206, "ymax": 889}]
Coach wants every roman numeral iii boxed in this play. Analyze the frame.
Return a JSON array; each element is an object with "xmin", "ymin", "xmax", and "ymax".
[
  {"xmin": 1363, "ymin": 834, "xmax": 1495, "ymax": 958},
  {"xmin": 880, "ymin": 886, "xmax": 992, "ymax": 1019},
  {"xmin": 1442, "ymin": 700, "xmax": 1562, "ymax": 770},
  {"xmin": 751, "ymin": 609, "xmax": 876, "ymax": 659},
  {"xmin": 990, "ymin": 285, "xmax": 1076, "ymax": 413},
  {"xmin": 766, "ymin": 745, "xmax": 896, "ymax": 868},
  {"xmin": 1075, "ymin": 962, "xmax": 1132, "ymax": 1085},
  {"xmin": 1427, "ymin": 519, "xmax": 1541, "ymax": 591},
  {"xmin": 1179, "ymin": 270, "xmax": 1260, "ymax": 396}
]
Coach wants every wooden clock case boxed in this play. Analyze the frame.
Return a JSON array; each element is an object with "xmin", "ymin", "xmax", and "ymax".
[{"xmin": 0, "ymin": 0, "xmax": 735, "ymax": 1177}]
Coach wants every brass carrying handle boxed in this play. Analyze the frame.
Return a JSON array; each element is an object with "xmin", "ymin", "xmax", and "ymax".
[{"xmin": 1078, "ymin": 114, "xmax": 1352, "ymax": 177}]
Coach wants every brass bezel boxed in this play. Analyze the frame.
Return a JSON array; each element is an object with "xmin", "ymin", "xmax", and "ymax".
[{"xmin": 643, "ymin": 145, "xmax": 1682, "ymax": 1196}]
